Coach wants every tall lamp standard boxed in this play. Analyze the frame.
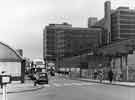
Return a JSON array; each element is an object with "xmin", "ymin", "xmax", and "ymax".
[{"xmin": 44, "ymin": 57, "xmax": 47, "ymax": 69}]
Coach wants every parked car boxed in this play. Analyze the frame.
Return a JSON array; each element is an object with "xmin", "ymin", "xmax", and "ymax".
[{"xmin": 34, "ymin": 72, "xmax": 48, "ymax": 86}]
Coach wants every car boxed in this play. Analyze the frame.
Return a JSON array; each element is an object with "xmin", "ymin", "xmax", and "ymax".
[{"xmin": 34, "ymin": 72, "xmax": 48, "ymax": 86}]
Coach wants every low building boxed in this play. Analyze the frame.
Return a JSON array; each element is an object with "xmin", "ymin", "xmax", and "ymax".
[{"xmin": 0, "ymin": 42, "xmax": 25, "ymax": 83}]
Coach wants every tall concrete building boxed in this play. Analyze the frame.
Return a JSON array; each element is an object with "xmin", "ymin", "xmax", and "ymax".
[
  {"xmin": 94, "ymin": 1, "xmax": 135, "ymax": 42},
  {"xmin": 111, "ymin": 7, "xmax": 135, "ymax": 40},
  {"xmin": 93, "ymin": 1, "xmax": 111, "ymax": 45},
  {"xmin": 43, "ymin": 23, "xmax": 72, "ymax": 61},
  {"xmin": 43, "ymin": 23, "xmax": 102, "ymax": 63},
  {"xmin": 104, "ymin": 1, "xmax": 111, "ymax": 44}
]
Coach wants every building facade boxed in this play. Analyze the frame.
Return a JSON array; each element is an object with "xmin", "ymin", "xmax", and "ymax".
[
  {"xmin": 111, "ymin": 7, "xmax": 135, "ymax": 40},
  {"xmin": 43, "ymin": 23, "xmax": 72, "ymax": 61},
  {"xmin": 43, "ymin": 1, "xmax": 135, "ymax": 81},
  {"xmin": 43, "ymin": 23, "xmax": 102, "ymax": 65}
]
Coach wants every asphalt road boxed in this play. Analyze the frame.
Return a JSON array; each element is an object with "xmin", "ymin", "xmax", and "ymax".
[{"xmin": 1, "ymin": 77, "xmax": 135, "ymax": 100}]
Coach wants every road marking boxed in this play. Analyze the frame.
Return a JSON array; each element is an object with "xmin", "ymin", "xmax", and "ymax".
[
  {"xmin": 63, "ymin": 83, "xmax": 73, "ymax": 86},
  {"xmin": 53, "ymin": 83, "xmax": 62, "ymax": 87},
  {"xmin": 73, "ymin": 83, "xmax": 83, "ymax": 86},
  {"xmin": 44, "ymin": 84, "xmax": 51, "ymax": 87},
  {"xmin": 81, "ymin": 83, "xmax": 95, "ymax": 85},
  {"xmin": 48, "ymin": 82, "xmax": 96, "ymax": 88},
  {"xmin": 51, "ymin": 78, "xmax": 67, "ymax": 81}
]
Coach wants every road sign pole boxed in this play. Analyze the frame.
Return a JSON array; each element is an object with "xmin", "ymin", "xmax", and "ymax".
[
  {"xmin": 2, "ymin": 84, "xmax": 7, "ymax": 100},
  {"xmin": 127, "ymin": 65, "xmax": 128, "ymax": 81}
]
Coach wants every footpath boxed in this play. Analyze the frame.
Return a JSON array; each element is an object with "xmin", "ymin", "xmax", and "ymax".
[
  {"xmin": 47, "ymin": 73, "xmax": 135, "ymax": 87},
  {"xmin": 71, "ymin": 77, "xmax": 135, "ymax": 87},
  {"xmin": 0, "ymin": 80, "xmax": 44, "ymax": 94}
]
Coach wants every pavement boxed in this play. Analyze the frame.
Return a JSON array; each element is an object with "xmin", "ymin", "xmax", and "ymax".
[
  {"xmin": 71, "ymin": 77, "xmax": 135, "ymax": 87},
  {"xmin": 53, "ymin": 74, "xmax": 135, "ymax": 87},
  {"xmin": 0, "ymin": 80, "xmax": 44, "ymax": 94}
]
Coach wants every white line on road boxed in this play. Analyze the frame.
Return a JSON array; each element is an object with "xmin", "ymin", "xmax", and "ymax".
[
  {"xmin": 63, "ymin": 83, "xmax": 73, "ymax": 86},
  {"xmin": 52, "ymin": 83, "xmax": 62, "ymax": 87},
  {"xmin": 44, "ymin": 84, "xmax": 51, "ymax": 87},
  {"xmin": 72, "ymin": 83, "xmax": 83, "ymax": 86},
  {"xmin": 81, "ymin": 83, "xmax": 96, "ymax": 85},
  {"xmin": 48, "ymin": 82, "xmax": 96, "ymax": 88}
]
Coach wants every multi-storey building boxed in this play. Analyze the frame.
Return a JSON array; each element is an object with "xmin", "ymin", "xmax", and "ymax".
[
  {"xmin": 43, "ymin": 1, "xmax": 135, "ymax": 80},
  {"xmin": 43, "ymin": 23, "xmax": 102, "ymax": 63},
  {"xmin": 111, "ymin": 7, "xmax": 135, "ymax": 40},
  {"xmin": 43, "ymin": 23, "xmax": 72, "ymax": 61},
  {"xmin": 93, "ymin": 1, "xmax": 135, "ymax": 43},
  {"xmin": 59, "ymin": 27, "xmax": 102, "ymax": 57}
]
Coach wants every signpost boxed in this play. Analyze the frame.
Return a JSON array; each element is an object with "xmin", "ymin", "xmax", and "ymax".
[
  {"xmin": 0, "ymin": 75, "xmax": 11, "ymax": 100},
  {"xmin": 127, "ymin": 65, "xmax": 129, "ymax": 81}
]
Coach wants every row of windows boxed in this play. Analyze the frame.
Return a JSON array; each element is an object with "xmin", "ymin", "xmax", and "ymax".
[
  {"xmin": 111, "ymin": 24, "xmax": 119, "ymax": 28},
  {"xmin": 111, "ymin": 17, "xmax": 118, "ymax": 23},
  {"xmin": 120, "ymin": 25, "xmax": 135, "ymax": 29},
  {"xmin": 47, "ymin": 42, "xmax": 55, "ymax": 45},
  {"xmin": 120, "ymin": 30, "xmax": 135, "ymax": 33},
  {"xmin": 111, "ymin": 20, "xmax": 118, "ymax": 24},
  {"xmin": 46, "ymin": 47, "xmax": 56, "ymax": 50},
  {"xmin": 121, "ymin": 34, "xmax": 135, "ymax": 39},
  {"xmin": 120, "ymin": 20, "xmax": 135, "ymax": 24},
  {"xmin": 120, "ymin": 15, "xmax": 135, "ymax": 20},
  {"xmin": 120, "ymin": 11, "xmax": 135, "ymax": 15}
]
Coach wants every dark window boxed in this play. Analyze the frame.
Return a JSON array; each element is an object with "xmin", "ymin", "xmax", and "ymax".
[{"xmin": 120, "ymin": 29, "xmax": 135, "ymax": 33}]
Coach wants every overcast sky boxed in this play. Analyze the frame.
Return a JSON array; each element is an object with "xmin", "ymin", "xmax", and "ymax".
[{"xmin": 0, "ymin": 0, "xmax": 134, "ymax": 59}]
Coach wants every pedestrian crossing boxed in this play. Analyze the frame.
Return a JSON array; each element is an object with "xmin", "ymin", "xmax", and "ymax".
[
  {"xmin": 50, "ymin": 77, "xmax": 68, "ymax": 81},
  {"xmin": 51, "ymin": 78, "xmax": 67, "ymax": 81},
  {"xmin": 43, "ymin": 82, "xmax": 96, "ymax": 88}
]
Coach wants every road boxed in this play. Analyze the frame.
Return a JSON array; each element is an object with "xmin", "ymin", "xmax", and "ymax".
[{"xmin": 1, "ymin": 76, "xmax": 135, "ymax": 100}]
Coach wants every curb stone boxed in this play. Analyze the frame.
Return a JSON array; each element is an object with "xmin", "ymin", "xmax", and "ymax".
[{"xmin": 71, "ymin": 78, "xmax": 135, "ymax": 87}]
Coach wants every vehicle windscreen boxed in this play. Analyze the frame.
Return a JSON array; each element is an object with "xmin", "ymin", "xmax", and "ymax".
[{"xmin": 39, "ymin": 73, "xmax": 47, "ymax": 78}]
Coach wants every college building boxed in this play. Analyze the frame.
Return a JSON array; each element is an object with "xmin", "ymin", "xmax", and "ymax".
[{"xmin": 43, "ymin": 1, "xmax": 135, "ymax": 81}]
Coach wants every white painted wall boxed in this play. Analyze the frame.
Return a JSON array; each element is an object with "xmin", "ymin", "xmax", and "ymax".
[{"xmin": 0, "ymin": 62, "xmax": 21, "ymax": 76}]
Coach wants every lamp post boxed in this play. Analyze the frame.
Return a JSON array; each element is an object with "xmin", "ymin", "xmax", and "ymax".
[
  {"xmin": 44, "ymin": 57, "xmax": 47, "ymax": 70},
  {"xmin": 79, "ymin": 54, "xmax": 82, "ymax": 78}
]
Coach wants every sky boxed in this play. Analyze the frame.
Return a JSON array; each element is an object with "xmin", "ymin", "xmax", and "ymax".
[{"xmin": 0, "ymin": 0, "xmax": 135, "ymax": 59}]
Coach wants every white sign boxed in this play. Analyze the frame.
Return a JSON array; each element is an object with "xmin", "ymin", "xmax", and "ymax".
[{"xmin": 2, "ymin": 76, "xmax": 10, "ymax": 83}]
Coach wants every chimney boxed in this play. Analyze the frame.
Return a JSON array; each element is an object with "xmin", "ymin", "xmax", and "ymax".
[{"xmin": 104, "ymin": 1, "xmax": 111, "ymax": 44}]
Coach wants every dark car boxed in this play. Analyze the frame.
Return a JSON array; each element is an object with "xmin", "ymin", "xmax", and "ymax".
[{"xmin": 34, "ymin": 72, "xmax": 48, "ymax": 86}]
